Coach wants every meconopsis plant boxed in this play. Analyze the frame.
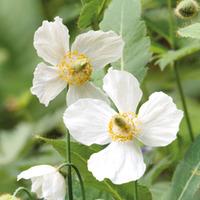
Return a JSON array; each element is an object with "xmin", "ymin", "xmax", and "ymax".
[{"xmin": 12, "ymin": 0, "xmax": 197, "ymax": 199}]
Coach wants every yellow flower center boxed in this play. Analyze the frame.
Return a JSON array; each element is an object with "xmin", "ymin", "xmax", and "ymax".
[
  {"xmin": 108, "ymin": 112, "xmax": 140, "ymax": 142},
  {"xmin": 58, "ymin": 51, "xmax": 92, "ymax": 86}
]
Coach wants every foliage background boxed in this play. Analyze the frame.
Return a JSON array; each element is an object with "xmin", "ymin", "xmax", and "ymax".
[{"xmin": 0, "ymin": 0, "xmax": 200, "ymax": 199}]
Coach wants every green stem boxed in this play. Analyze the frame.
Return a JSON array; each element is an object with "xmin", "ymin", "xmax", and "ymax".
[
  {"xmin": 58, "ymin": 163, "xmax": 86, "ymax": 200},
  {"xmin": 12, "ymin": 187, "xmax": 33, "ymax": 200},
  {"xmin": 134, "ymin": 181, "xmax": 138, "ymax": 200},
  {"xmin": 71, "ymin": 165, "xmax": 86, "ymax": 200},
  {"xmin": 167, "ymin": 0, "xmax": 194, "ymax": 142},
  {"xmin": 174, "ymin": 63, "xmax": 194, "ymax": 141},
  {"xmin": 67, "ymin": 132, "xmax": 73, "ymax": 200}
]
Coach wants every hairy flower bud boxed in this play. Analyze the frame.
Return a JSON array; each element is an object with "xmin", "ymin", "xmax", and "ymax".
[{"xmin": 175, "ymin": 0, "xmax": 199, "ymax": 19}]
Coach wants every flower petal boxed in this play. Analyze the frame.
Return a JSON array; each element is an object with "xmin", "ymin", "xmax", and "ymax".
[
  {"xmin": 67, "ymin": 81, "xmax": 109, "ymax": 106},
  {"xmin": 42, "ymin": 172, "xmax": 66, "ymax": 200},
  {"xmin": 137, "ymin": 92, "xmax": 184, "ymax": 147},
  {"xmin": 34, "ymin": 16, "xmax": 69, "ymax": 65},
  {"xmin": 71, "ymin": 30, "xmax": 124, "ymax": 70},
  {"xmin": 63, "ymin": 98, "xmax": 116, "ymax": 145},
  {"xmin": 31, "ymin": 63, "xmax": 67, "ymax": 107},
  {"xmin": 31, "ymin": 177, "xmax": 43, "ymax": 198},
  {"xmin": 103, "ymin": 69, "xmax": 142, "ymax": 112},
  {"xmin": 88, "ymin": 141, "xmax": 146, "ymax": 184},
  {"xmin": 17, "ymin": 165, "xmax": 56, "ymax": 181}
]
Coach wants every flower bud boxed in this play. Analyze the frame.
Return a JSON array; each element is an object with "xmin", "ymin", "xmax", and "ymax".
[{"xmin": 175, "ymin": 0, "xmax": 199, "ymax": 19}]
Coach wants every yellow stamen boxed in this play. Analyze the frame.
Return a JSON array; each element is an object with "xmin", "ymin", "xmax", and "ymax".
[
  {"xmin": 108, "ymin": 112, "xmax": 140, "ymax": 142},
  {"xmin": 58, "ymin": 51, "xmax": 92, "ymax": 86}
]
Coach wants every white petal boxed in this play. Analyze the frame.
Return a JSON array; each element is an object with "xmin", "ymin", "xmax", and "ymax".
[
  {"xmin": 71, "ymin": 30, "xmax": 124, "ymax": 70},
  {"xmin": 34, "ymin": 16, "xmax": 69, "ymax": 65},
  {"xmin": 31, "ymin": 63, "xmax": 67, "ymax": 106},
  {"xmin": 88, "ymin": 142, "xmax": 146, "ymax": 184},
  {"xmin": 42, "ymin": 172, "xmax": 66, "ymax": 200},
  {"xmin": 17, "ymin": 165, "xmax": 56, "ymax": 181},
  {"xmin": 31, "ymin": 177, "xmax": 43, "ymax": 198},
  {"xmin": 67, "ymin": 81, "xmax": 109, "ymax": 106},
  {"xmin": 137, "ymin": 92, "xmax": 184, "ymax": 147},
  {"xmin": 103, "ymin": 69, "xmax": 142, "ymax": 112},
  {"xmin": 63, "ymin": 98, "xmax": 116, "ymax": 145}
]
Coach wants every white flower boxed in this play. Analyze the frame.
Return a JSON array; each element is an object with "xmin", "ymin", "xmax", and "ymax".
[
  {"xmin": 63, "ymin": 69, "xmax": 183, "ymax": 184},
  {"xmin": 17, "ymin": 165, "xmax": 66, "ymax": 200},
  {"xmin": 31, "ymin": 16, "xmax": 124, "ymax": 106}
]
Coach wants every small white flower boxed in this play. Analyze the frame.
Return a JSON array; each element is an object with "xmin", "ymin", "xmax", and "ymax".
[
  {"xmin": 31, "ymin": 16, "xmax": 124, "ymax": 106},
  {"xmin": 17, "ymin": 165, "xmax": 66, "ymax": 200},
  {"xmin": 63, "ymin": 69, "xmax": 183, "ymax": 184}
]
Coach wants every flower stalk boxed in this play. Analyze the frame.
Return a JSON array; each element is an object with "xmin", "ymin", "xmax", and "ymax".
[
  {"xmin": 134, "ymin": 181, "xmax": 138, "ymax": 200},
  {"xmin": 67, "ymin": 131, "xmax": 73, "ymax": 200},
  {"xmin": 12, "ymin": 187, "xmax": 33, "ymax": 200},
  {"xmin": 58, "ymin": 163, "xmax": 86, "ymax": 200},
  {"xmin": 167, "ymin": 0, "xmax": 194, "ymax": 142}
]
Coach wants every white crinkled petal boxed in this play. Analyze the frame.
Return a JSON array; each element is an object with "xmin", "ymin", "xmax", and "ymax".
[
  {"xmin": 63, "ymin": 98, "xmax": 116, "ymax": 145},
  {"xmin": 137, "ymin": 92, "xmax": 184, "ymax": 147},
  {"xmin": 67, "ymin": 81, "xmax": 109, "ymax": 106},
  {"xmin": 34, "ymin": 16, "xmax": 69, "ymax": 65},
  {"xmin": 42, "ymin": 172, "xmax": 66, "ymax": 200},
  {"xmin": 88, "ymin": 141, "xmax": 146, "ymax": 184},
  {"xmin": 103, "ymin": 69, "xmax": 142, "ymax": 112},
  {"xmin": 71, "ymin": 30, "xmax": 124, "ymax": 70},
  {"xmin": 17, "ymin": 165, "xmax": 56, "ymax": 181},
  {"xmin": 31, "ymin": 177, "xmax": 43, "ymax": 198},
  {"xmin": 31, "ymin": 63, "xmax": 67, "ymax": 107}
]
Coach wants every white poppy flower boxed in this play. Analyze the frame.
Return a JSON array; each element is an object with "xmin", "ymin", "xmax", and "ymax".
[
  {"xmin": 31, "ymin": 16, "xmax": 124, "ymax": 106},
  {"xmin": 17, "ymin": 165, "xmax": 66, "ymax": 200},
  {"xmin": 63, "ymin": 69, "xmax": 183, "ymax": 184}
]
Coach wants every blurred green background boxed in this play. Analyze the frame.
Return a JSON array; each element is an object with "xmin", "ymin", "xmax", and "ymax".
[{"xmin": 0, "ymin": 0, "xmax": 200, "ymax": 199}]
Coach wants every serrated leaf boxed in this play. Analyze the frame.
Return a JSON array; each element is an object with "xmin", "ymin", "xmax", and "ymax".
[
  {"xmin": 178, "ymin": 23, "xmax": 200, "ymax": 39},
  {"xmin": 100, "ymin": 0, "xmax": 151, "ymax": 81},
  {"xmin": 156, "ymin": 43, "xmax": 200, "ymax": 70},
  {"xmin": 168, "ymin": 135, "xmax": 200, "ymax": 200},
  {"xmin": 37, "ymin": 136, "xmax": 152, "ymax": 200}
]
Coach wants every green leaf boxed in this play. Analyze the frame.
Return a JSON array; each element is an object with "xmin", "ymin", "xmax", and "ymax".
[
  {"xmin": 156, "ymin": 43, "xmax": 200, "ymax": 70},
  {"xmin": 100, "ymin": 0, "xmax": 151, "ymax": 81},
  {"xmin": 168, "ymin": 135, "xmax": 200, "ymax": 200},
  {"xmin": 150, "ymin": 182, "xmax": 170, "ymax": 200},
  {"xmin": 78, "ymin": 0, "xmax": 109, "ymax": 29},
  {"xmin": 144, "ymin": 14, "xmax": 170, "ymax": 43},
  {"xmin": 37, "ymin": 136, "xmax": 152, "ymax": 200},
  {"xmin": 140, "ymin": 156, "xmax": 172, "ymax": 187},
  {"xmin": 178, "ymin": 23, "xmax": 200, "ymax": 39}
]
